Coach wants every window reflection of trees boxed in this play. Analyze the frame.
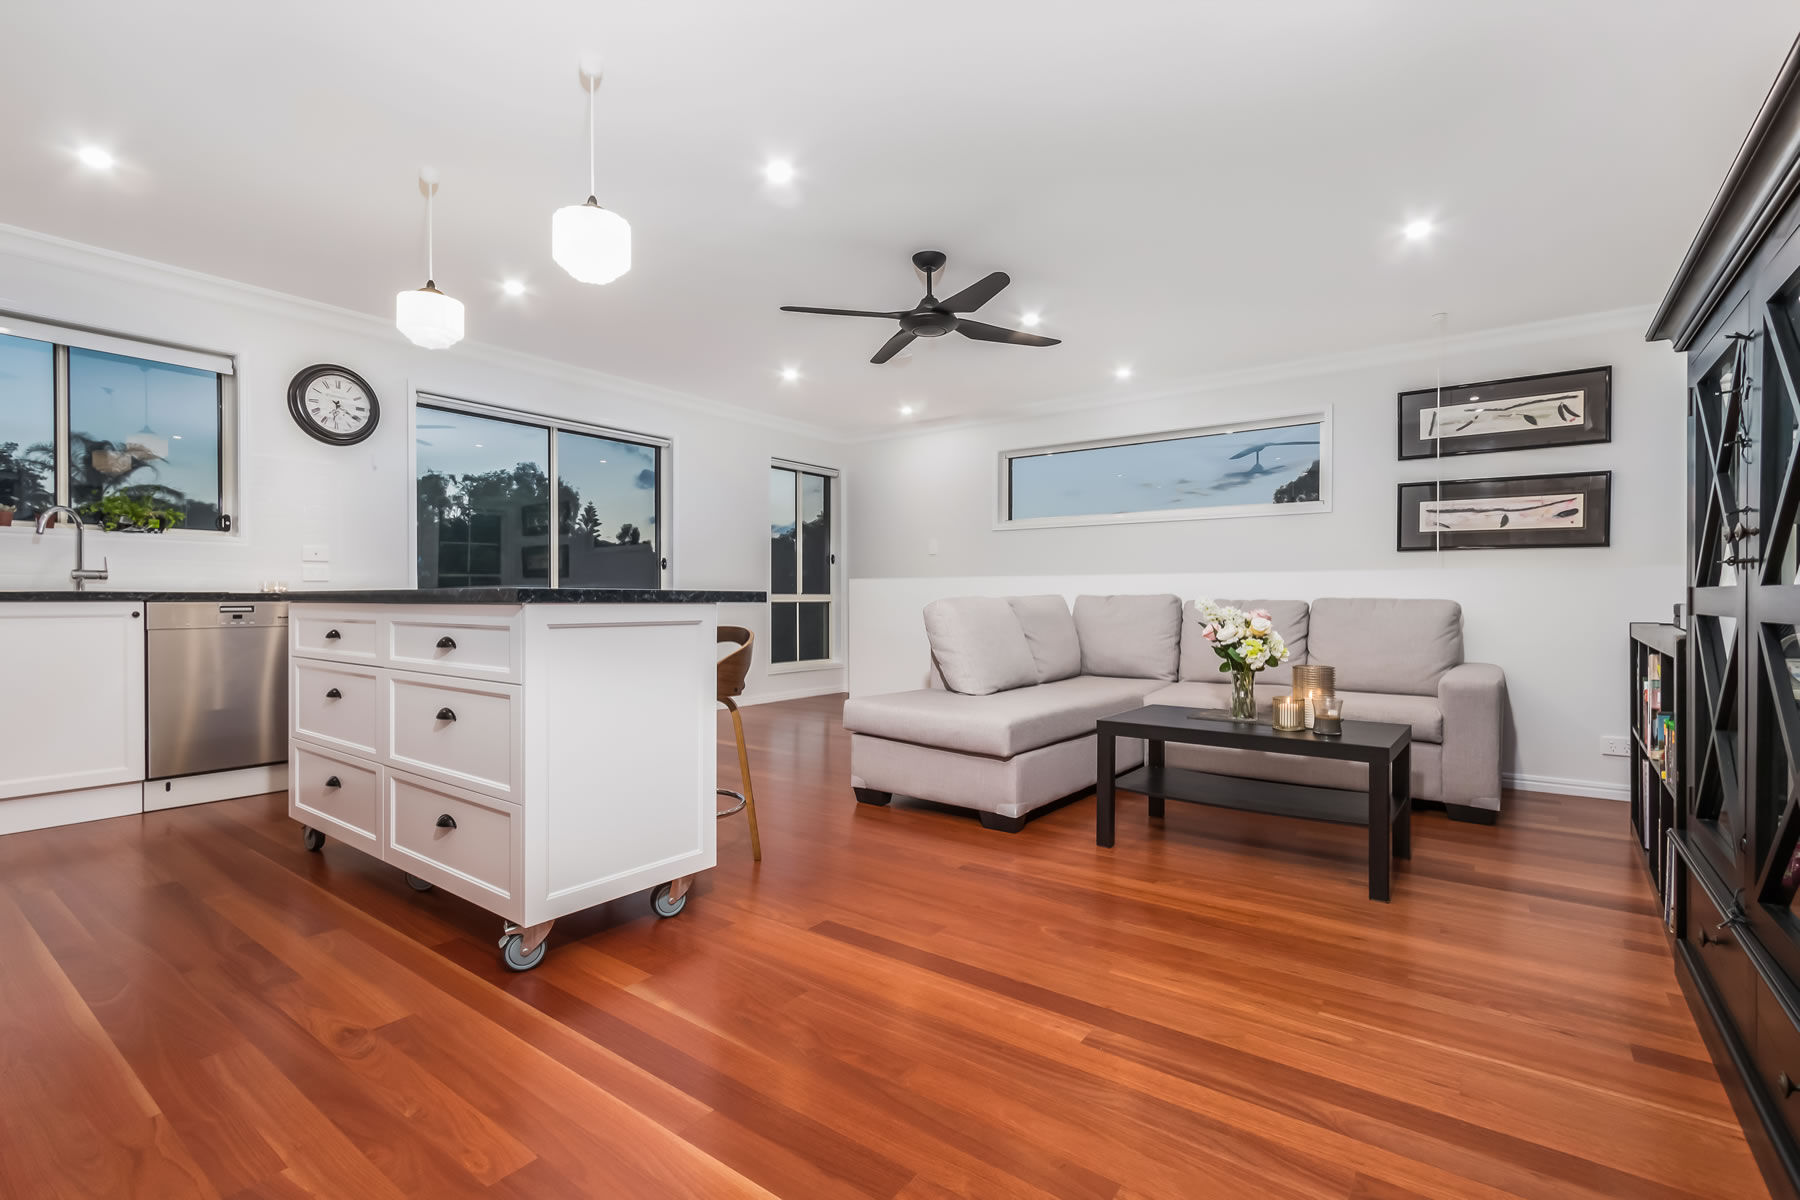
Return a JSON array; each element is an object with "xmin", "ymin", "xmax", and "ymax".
[{"xmin": 1, "ymin": 433, "xmax": 218, "ymax": 530}]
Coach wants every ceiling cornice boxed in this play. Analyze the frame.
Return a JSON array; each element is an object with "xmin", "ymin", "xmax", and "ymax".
[
  {"xmin": 851, "ymin": 304, "xmax": 1659, "ymax": 444},
  {"xmin": 0, "ymin": 222, "xmax": 852, "ymax": 445}
]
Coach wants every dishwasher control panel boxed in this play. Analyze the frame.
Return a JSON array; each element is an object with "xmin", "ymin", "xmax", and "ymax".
[{"xmin": 145, "ymin": 602, "xmax": 289, "ymax": 629}]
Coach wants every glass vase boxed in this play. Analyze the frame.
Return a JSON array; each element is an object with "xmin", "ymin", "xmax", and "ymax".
[{"xmin": 1230, "ymin": 668, "xmax": 1256, "ymax": 721}]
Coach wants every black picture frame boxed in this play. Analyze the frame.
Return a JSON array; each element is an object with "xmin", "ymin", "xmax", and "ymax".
[
  {"xmin": 1397, "ymin": 366, "xmax": 1610, "ymax": 460},
  {"xmin": 1396, "ymin": 471, "xmax": 1611, "ymax": 551}
]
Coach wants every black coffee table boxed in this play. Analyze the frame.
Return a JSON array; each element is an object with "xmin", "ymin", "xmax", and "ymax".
[{"xmin": 1094, "ymin": 704, "xmax": 1412, "ymax": 901}]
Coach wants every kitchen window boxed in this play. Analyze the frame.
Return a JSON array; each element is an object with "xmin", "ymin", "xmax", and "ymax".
[
  {"xmin": 999, "ymin": 411, "xmax": 1331, "ymax": 529},
  {"xmin": 0, "ymin": 319, "xmax": 236, "ymax": 531},
  {"xmin": 769, "ymin": 461, "xmax": 837, "ymax": 666},
  {"xmin": 414, "ymin": 395, "xmax": 667, "ymax": 589}
]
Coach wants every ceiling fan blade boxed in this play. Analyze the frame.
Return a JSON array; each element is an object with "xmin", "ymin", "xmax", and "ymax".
[
  {"xmin": 780, "ymin": 306, "xmax": 906, "ymax": 319},
  {"xmin": 871, "ymin": 330, "xmax": 917, "ymax": 364},
  {"xmin": 939, "ymin": 271, "xmax": 1011, "ymax": 313},
  {"xmin": 954, "ymin": 320, "xmax": 1061, "ymax": 347}
]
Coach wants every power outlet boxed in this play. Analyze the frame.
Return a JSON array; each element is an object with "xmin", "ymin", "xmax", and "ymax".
[{"xmin": 1601, "ymin": 735, "xmax": 1630, "ymax": 758}]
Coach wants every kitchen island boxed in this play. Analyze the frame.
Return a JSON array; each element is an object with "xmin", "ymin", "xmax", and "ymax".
[{"xmin": 285, "ymin": 587, "xmax": 763, "ymax": 970}]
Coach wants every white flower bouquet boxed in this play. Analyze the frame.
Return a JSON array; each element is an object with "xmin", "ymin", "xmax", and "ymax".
[{"xmin": 1195, "ymin": 600, "xmax": 1291, "ymax": 719}]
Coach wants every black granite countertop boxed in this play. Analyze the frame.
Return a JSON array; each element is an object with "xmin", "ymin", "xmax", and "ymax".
[{"xmin": 0, "ymin": 587, "xmax": 767, "ymax": 604}]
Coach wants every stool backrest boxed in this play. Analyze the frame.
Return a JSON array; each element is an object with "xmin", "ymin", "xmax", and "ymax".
[{"xmin": 717, "ymin": 625, "xmax": 754, "ymax": 702}]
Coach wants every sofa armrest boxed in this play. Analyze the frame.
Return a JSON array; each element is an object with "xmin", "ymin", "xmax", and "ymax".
[{"xmin": 1437, "ymin": 662, "xmax": 1507, "ymax": 810}]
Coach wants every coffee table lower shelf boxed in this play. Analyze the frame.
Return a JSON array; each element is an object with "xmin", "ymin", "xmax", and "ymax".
[{"xmin": 1115, "ymin": 764, "xmax": 1372, "ymax": 825}]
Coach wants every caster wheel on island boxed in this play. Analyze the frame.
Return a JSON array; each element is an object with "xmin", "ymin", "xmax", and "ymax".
[
  {"xmin": 499, "ymin": 932, "xmax": 548, "ymax": 972},
  {"xmin": 301, "ymin": 826, "xmax": 326, "ymax": 853},
  {"xmin": 651, "ymin": 882, "xmax": 688, "ymax": 918},
  {"xmin": 404, "ymin": 873, "xmax": 434, "ymax": 892}
]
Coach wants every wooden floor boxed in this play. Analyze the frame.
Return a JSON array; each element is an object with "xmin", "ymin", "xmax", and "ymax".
[{"xmin": 0, "ymin": 694, "xmax": 1766, "ymax": 1200}]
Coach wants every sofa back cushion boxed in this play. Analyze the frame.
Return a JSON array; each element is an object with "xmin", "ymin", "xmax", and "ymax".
[
  {"xmin": 923, "ymin": 597, "xmax": 1038, "ymax": 695},
  {"xmin": 1307, "ymin": 598, "xmax": 1463, "ymax": 695},
  {"xmin": 1074, "ymin": 594, "xmax": 1182, "ymax": 680},
  {"xmin": 1006, "ymin": 595, "xmax": 1082, "ymax": 683},
  {"xmin": 1180, "ymin": 598, "xmax": 1308, "ymax": 686}
]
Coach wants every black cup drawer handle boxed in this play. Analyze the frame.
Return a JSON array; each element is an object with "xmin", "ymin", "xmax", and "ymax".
[
  {"xmin": 436, "ymin": 813, "xmax": 457, "ymax": 830},
  {"xmin": 324, "ymin": 629, "xmax": 341, "ymax": 640},
  {"xmin": 325, "ymin": 776, "xmax": 341, "ymax": 789},
  {"xmin": 436, "ymin": 636, "xmax": 457, "ymax": 650},
  {"xmin": 1781, "ymin": 1072, "xmax": 1796, "ymax": 1099},
  {"xmin": 325, "ymin": 688, "xmax": 342, "ymax": 699},
  {"xmin": 435, "ymin": 707, "xmax": 457, "ymax": 722}
]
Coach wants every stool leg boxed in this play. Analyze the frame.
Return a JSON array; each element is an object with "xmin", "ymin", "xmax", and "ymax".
[{"xmin": 728, "ymin": 701, "xmax": 762, "ymax": 861}]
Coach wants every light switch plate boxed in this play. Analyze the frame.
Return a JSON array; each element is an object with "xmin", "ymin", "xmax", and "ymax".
[
  {"xmin": 301, "ymin": 562, "xmax": 331, "ymax": 582},
  {"xmin": 301, "ymin": 544, "xmax": 329, "ymax": 562}
]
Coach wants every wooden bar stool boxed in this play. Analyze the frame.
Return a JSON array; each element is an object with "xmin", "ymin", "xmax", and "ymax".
[{"xmin": 717, "ymin": 626, "xmax": 763, "ymax": 861}]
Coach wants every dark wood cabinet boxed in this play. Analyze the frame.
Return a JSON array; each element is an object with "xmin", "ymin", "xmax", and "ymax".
[{"xmin": 1652, "ymin": 34, "xmax": 1800, "ymax": 1200}]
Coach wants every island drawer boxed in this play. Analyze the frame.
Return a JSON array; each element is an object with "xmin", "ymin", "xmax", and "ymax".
[
  {"xmin": 386, "ymin": 614, "xmax": 520, "ymax": 682},
  {"xmin": 384, "ymin": 769, "xmax": 518, "ymax": 905},
  {"xmin": 293, "ymin": 661, "xmax": 381, "ymax": 756},
  {"xmin": 289, "ymin": 743, "xmax": 380, "ymax": 855},
  {"xmin": 384, "ymin": 671, "xmax": 520, "ymax": 801},
  {"xmin": 293, "ymin": 613, "xmax": 378, "ymax": 662}
]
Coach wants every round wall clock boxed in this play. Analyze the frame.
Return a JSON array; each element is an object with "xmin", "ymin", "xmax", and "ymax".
[{"xmin": 288, "ymin": 364, "xmax": 380, "ymax": 446}]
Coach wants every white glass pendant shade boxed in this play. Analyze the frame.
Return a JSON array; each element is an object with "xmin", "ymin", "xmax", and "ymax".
[
  {"xmin": 552, "ymin": 199, "xmax": 631, "ymax": 284},
  {"xmin": 395, "ymin": 282, "xmax": 465, "ymax": 349}
]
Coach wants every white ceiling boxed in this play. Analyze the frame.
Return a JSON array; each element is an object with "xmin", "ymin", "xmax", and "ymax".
[{"xmin": 2, "ymin": 2, "xmax": 1794, "ymax": 436}]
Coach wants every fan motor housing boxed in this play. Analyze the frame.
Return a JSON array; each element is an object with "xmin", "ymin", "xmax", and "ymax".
[{"xmin": 901, "ymin": 309, "xmax": 957, "ymax": 337}]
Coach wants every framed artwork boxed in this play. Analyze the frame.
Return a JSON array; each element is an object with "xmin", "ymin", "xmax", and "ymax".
[
  {"xmin": 1396, "ymin": 471, "xmax": 1611, "ymax": 551},
  {"xmin": 1397, "ymin": 366, "xmax": 1611, "ymax": 460}
]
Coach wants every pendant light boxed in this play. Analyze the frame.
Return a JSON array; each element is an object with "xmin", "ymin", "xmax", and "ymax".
[
  {"xmin": 552, "ymin": 58, "xmax": 631, "ymax": 285},
  {"xmin": 395, "ymin": 167, "xmax": 465, "ymax": 349},
  {"xmin": 125, "ymin": 363, "xmax": 168, "ymax": 461}
]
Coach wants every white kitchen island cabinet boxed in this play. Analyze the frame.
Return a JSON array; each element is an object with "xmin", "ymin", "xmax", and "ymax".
[{"xmin": 287, "ymin": 588, "xmax": 764, "ymax": 971}]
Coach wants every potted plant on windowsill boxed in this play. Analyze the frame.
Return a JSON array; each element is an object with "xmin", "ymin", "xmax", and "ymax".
[
  {"xmin": 0, "ymin": 504, "xmax": 13, "ymax": 528},
  {"xmin": 80, "ymin": 494, "xmax": 186, "ymax": 533}
]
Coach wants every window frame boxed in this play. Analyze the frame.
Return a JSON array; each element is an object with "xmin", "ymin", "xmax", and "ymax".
[
  {"xmin": 994, "ymin": 407, "xmax": 1332, "ymax": 531},
  {"xmin": 0, "ymin": 314, "xmax": 237, "ymax": 535},
  {"xmin": 410, "ymin": 390, "xmax": 672, "ymax": 589},
  {"xmin": 768, "ymin": 458, "xmax": 840, "ymax": 673}
]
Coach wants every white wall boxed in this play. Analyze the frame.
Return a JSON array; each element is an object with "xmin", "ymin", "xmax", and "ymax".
[
  {"xmin": 0, "ymin": 226, "xmax": 848, "ymax": 703},
  {"xmin": 845, "ymin": 310, "xmax": 1687, "ymax": 800}
]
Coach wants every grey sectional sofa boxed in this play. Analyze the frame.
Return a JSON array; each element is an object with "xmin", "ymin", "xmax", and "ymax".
[{"xmin": 842, "ymin": 594, "xmax": 1507, "ymax": 831}]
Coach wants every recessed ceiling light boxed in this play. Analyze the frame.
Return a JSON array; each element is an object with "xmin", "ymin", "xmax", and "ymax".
[
  {"xmin": 1403, "ymin": 218, "xmax": 1434, "ymax": 242},
  {"xmin": 763, "ymin": 159, "xmax": 796, "ymax": 186},
  {"xmin": 1114, "ymin": 366, "xmax": 1133, "ymax": 380},
  {"xmin": 898, "ymin": 404, "xmax": 915, "ymax": 416},
  {"xmin": 77, "ymin": 146, "xmax": 115, "ymax": 170},
  {"xmin": 779, "ymin": 366, "xmax": 801, "ymax": 382},
  {"xmin": 502, "ymin": 279, "xmax": 526, "ymax": 297},
  {"xmin": 1020, "ymin": 311, "xmax": 1041, "ymax": 328}
]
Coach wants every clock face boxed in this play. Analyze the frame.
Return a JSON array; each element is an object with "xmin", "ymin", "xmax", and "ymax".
[
  {"xmin": 305, "ymin": 375, "xmax": 370, "ymax": 436},
  {"xmin": 289, "ymin": 365, "xmax": 379, "ymax": 445}
]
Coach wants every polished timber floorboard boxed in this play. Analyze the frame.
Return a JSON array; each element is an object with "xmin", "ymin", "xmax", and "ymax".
[{"xmin": 0, "ymin": 694, "xmax": 1766, "ymax": 1199}]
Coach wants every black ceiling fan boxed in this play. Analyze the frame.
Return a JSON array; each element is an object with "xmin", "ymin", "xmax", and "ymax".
[{"xmin": 780, "ymin": 250, "xmax": 1061, "ymax": 364}]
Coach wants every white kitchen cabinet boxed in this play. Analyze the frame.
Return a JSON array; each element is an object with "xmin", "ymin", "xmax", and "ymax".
[
  {"xmin": 288, "ymin": 599, "xmax": 723, "ymax": 971},
  {"xmin": 0, "ymin": 602, "xmax": 145, "ymax": 804}
]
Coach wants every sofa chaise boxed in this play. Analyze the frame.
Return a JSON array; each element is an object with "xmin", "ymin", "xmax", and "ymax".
[{"xmin": 842, "ymin": 594, "xmax": 1507, "ymax": 831}]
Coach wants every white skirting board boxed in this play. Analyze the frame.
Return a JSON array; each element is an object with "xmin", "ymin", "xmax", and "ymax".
[
  {"xmin": 1503, "ymin": 772, "xmax": 1629, "ymax": 802},
  {"xmin": 145, "ymin": 763, "xmax": 289, "ymax": 812},
  {"xmin": 738, "ymin": 682, "xmax": 847, "ymax": 707},
  {"xmin": 0, "ymin": 782, "xmax": 144, "ymax": 836}
]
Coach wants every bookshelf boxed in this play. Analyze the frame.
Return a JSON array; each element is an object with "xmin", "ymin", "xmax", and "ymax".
[{"xmin": 1627, "ymin": 622, "xmax": 1683, "ymax": 901}]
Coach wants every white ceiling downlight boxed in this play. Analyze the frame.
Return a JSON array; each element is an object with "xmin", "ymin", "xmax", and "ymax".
[
  {"xmin": 1020, "ymin": 311, "xmax": 1041, "ymax": 327},
  {"xmin": 502, "ymin": 278, "xmax": 526, "ymax": 297},
  {"xmin": 551, "ymin": 56, "xmax": 631, "ymax": 285},
  {"xmin": 1403, "ymin": 218, "xmax": 1434, "ymax": 242},
  {"xmin": 76, "ymin": 145, "xmax": 114, "ymax": 169},
  {"xmin": 762, "ymin": 158, "xmax": 796, "ymax": 186},
  {"xmin": 394, "ymin": 167, "xmax": 465, "ymax": 350}
]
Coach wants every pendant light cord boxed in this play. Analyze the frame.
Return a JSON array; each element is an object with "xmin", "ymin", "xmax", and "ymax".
[
  {"xmin": 426, "ymin": 179, "xmax": 435, "ymax": 284},
  {"xmin": 587, "ymin": 75, "xmax": 597, "ymax": 200}
]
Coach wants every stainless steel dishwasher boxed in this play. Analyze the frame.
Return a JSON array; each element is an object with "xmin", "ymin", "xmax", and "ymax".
[{"xmin": 146, "ymin": 600, "xmax": 289, "ymax": 779}]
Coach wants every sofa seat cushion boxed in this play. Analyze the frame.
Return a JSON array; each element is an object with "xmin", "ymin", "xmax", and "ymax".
[
  {"xmin": 843, "ymin": 675, "xmax": 1162, "ymax": 759},
  {"xmin": 1180, "ymin": 599, "xmax": 1308, "ymax": 686},
  {"xmin": 923, "ymin": 596, "xmax": 1038, "ymax": 695},
  {"xmin": 1143, "ymin": 683, "xmax": 1443, "ymax": 744},
  {"xmin": 1308, "ymin": 598, "xmax": 1462, "ymax": 695},
  {"xmin": 1074, "ymin": 594, "xmax": 1182, "ymax": 680}
]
